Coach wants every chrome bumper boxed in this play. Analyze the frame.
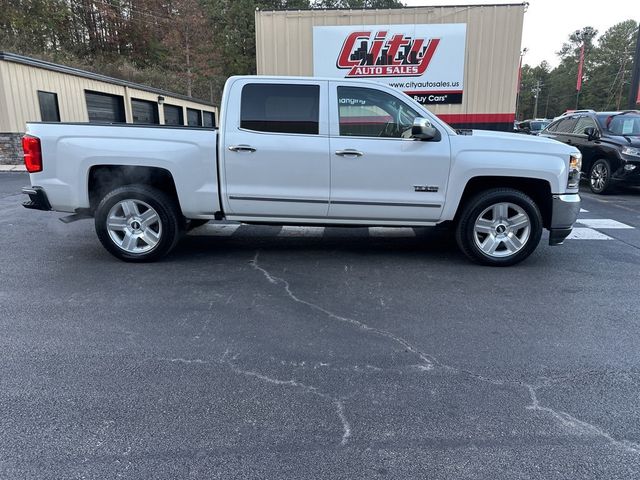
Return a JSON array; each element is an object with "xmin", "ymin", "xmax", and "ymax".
[{"xmin": 549, "ymin": 193, "xmax": 580, "ymax": 245}]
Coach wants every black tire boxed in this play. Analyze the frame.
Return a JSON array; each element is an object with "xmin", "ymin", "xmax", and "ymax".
[
  {"xmin": 94, "ymin": 184, "xmax": 182, "ymax": 262},
  {"xmin": 455, "ymin": 188, "xmax": 543, "ymax": 266},
  {"xmin": 589, "ymin": 159, "xmax": 612, "ymax": 194}
]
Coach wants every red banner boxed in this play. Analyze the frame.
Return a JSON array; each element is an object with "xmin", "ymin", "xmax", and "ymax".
[{"xmin": 576, "ymin": 44, "xmax": 585, "ymax": 92}]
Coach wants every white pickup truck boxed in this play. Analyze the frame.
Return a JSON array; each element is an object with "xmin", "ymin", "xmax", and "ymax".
[{"xmin": 22, "ymin": 76, "xmax": 582, "ymax": 266}]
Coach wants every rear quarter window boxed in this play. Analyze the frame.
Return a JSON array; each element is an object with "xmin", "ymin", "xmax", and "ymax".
[{"xmin": 240, "ymin": 83, "xmax": 320, "ymax": 135}]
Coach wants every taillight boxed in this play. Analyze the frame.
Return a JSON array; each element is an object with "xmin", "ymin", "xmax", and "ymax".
[{"xmin": 22, "ymin": 135, "xmax": 42, "ymax": 173}]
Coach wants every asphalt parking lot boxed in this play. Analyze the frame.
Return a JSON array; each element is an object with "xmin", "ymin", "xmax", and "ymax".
[{"xmin": 1, "ymin": 172, "xmax": 640, "ymax": 479}]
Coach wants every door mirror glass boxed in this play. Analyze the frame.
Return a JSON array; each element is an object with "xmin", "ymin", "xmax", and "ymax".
[
  {"xmin": 412, "ymin": 117, "xmax": 440, "ymax": 141},
  {"xmin": 583, "ymin": 126, "xmax": 598, "ymax": 140}
]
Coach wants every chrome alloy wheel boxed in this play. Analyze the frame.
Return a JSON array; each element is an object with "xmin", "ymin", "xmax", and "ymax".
[
  {"xmin": 106, "ymin": 199, "xmax": 162, "ymax": 254},
  {"xmin": 590, "ymin": 163, "xmax": 608, "ymax": 192},
  {"xmin": 472, "ymin": 202, "xmax": 531, "ymax": 258}
]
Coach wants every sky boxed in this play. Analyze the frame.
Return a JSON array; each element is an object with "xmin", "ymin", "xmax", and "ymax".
[{"xmin": 403, "ymin": 0, "xmax": 638, "ymax": 67}]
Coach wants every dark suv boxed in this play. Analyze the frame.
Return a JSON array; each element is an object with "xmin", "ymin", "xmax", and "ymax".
[{"xmin": 540, "ymin": 110, "xmax": 640, "ymax": 194}]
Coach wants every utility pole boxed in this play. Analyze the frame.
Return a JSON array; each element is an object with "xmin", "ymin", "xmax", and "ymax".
[
  {"xmin": 628, "ymin": 25, "xmax": 640, "ymax": 109},
  {"xmin": 532, "ymin": 80, "xmax": 543, "ymax": 118}
]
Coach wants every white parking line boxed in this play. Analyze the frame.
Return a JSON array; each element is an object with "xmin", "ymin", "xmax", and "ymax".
[
  {"xmin": 577, "ymin": 219, "xmax": 634, "ymax": 229},
  {"xmin": 368, "ymin": 227, "xmax": 416, "ymax": 237},
  {"xmin": 580, "ymin": 208, "xmax": 589, "ymax": 213},
  {"xmin": 278, "ymin": 226, "xmax": 325, "ymax": 237},
  {"xmin": 566, "ymin": 228, "xmax": 613, "ymax": 240}
]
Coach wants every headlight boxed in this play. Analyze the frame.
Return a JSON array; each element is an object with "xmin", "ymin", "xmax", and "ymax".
[
  {"xmin": 622, "ymin": 146, "xmax": 640, "ymax": 157},
  {"xmin": 568, "ymin": 152, "xmax": 582, "ymax": 189}
]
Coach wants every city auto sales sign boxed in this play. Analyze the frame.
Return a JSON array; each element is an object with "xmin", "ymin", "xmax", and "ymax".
[{"xmin": 313, "ymin": 24, "xmax": 466, "ymax": 105}]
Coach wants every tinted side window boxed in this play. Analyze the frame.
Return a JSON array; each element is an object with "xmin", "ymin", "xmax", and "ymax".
[
  {"xmin": 555, "ymin": 117, "xmax": 578, "ymax": 133},
  {"xmin": 338, "ymin": 86, "xmax": 419, "ymax": 138},
  {"xmin": 241, "ymin": 83, "xmax": 319, "ymax": 135},
  {"xmin": 572, "ymin": 116, "xmax": 597, "ymax": 135}
]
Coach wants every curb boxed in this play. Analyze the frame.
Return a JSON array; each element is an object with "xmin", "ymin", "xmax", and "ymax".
[{"xmin": 0, "ymin": 165, "xmax": 27, "ymax": 172}]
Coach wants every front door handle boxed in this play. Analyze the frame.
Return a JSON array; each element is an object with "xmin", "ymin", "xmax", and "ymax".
[
  {"xmin": 228, "ymin": 144, "xmax": 257, "ymax": 153},
  {"xmin": 335, "ymin": 149, "xmax": 364, "ymax": 157}
]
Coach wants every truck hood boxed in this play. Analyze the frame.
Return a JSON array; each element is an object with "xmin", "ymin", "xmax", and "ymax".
[{"xmin": 465, "ymin": 129, "xmax": 577, "ymax": 155}]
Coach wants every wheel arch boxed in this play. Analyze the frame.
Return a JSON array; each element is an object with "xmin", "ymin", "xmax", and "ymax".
[
  {"xmin": 88, "ymin": 165, "xmax": 181, "ymax": 214},
  {"xmin": 454, "ymin": 176, "xmax": 553, "ymax": 229}
]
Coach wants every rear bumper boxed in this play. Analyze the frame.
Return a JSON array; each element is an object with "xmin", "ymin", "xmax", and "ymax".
[
  {"xmin": 22, "ymin": 186, "xmax": 51, "ymax": 211},
  {"xmin": 549, "ymin": 193, "xmax": 580, "ymax": 246}
]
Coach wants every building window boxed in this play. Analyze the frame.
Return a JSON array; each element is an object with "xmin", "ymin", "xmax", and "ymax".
[
  {"xmin": 240, "ymin": 83, "xmax": 319, "ymax": 135},
  {"xmin": 203, "ymin": 111, "xmax": 215, "ymax": 128},
  {"xmin": 85, "ymin": 91, "xmax": 126, "ymax": 123},
  {"xmin": 163, "ymin": 104, "xmax": 184, "ymax": 126},
  {"xmin": 131, "ymin": 98, "xmax": 159, "ymax": 124},
  {"xmin": 37, "ymin": 91, "xmax": 60, "ymax": 122},
  {"xmin": 187, "ymin": 108, "xmax": 202, "ymax": 127}
]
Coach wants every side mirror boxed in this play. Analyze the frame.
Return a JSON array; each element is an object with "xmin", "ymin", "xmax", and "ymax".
[
  {"xmin": 584, "ymin": 127, "xmax": 598, "ymax": 141},
  {"xmin": 412, "ymin": 117, "xmax": 440, "ymax": 141}
]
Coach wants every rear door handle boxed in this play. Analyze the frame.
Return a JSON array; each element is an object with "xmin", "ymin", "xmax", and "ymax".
[
  {"xmin": 228, "ymin": 144, "xmax": 256, "ymax": 153},
  {"xmin": 335, "ymin": 149, "xmax": 363, "ymax": 157}
]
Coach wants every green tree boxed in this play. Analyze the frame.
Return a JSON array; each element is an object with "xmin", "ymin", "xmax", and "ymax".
[
  {"xmin": 518, "ymin": 61, "xmax": 551, "ymax": 120},
  {"xmin": 312, "ymin": 0, "xmax": 403, "ymax": 7},
  {"xmin": 583, "ymin": 20, "xmax": 638, "ymax": 110}
]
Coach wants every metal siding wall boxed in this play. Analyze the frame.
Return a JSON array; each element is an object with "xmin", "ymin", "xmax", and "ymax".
[
  {"xmin": 255, "ymin": 5, "xmax": 524, "ymax": 118},
  {"xmin": 0, "ymin": 60, "xmax": 219, "ymax": 132},
  {"xmin": 0, "ymin": 62, "xmax": 11, "ymax": 131}
]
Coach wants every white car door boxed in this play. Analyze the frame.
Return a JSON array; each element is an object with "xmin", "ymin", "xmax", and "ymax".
[
  {"xmin": 221, "ymin": 78, "xmax": 330, "ymax": 219},
  {"xmin": 328, "ymin": 82, "xmax": 451, "ymax": 223}
]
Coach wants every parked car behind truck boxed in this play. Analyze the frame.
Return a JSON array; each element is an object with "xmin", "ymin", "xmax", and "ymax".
[
  {"xmin": 541, "ymin": 110, "xmax": 640, "ymax": 194},
  {"xmin": 22, "ymin": 76, "xmax": 581, "ymax": 266}
]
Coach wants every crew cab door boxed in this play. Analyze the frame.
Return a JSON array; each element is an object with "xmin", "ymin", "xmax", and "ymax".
[
  {"xmin": 328, "ymin": 83, "xmax": 451, "ymax": 222},
  {"xmin": 221, "ymin": 79, "xmax": 330, "ymax": 218}
]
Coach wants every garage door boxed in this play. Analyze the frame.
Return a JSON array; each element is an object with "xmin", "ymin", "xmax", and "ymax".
[
  {"xmin": 85, "ymin": 91, "xmax": 126, "ymax": 123},
  {"xmin": 187, "ymin": 108, "xmax": 202, "ymax": 126},
  {"xmin": 163, "ymin": 104, "xmax": 184, "ymax": 125},
  {"xmin": 132, "ymin": 98, "xmax": 159, "ymax": 124},
  {"xmin": 203, "ymin": 111, "xmax": 215, "ymax": 127}
]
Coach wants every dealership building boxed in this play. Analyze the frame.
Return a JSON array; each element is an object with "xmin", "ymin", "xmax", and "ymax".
[
  {"xmin": 255, "ymin": 3, "xmax": 525, "ymax": 131},
  {"xmin": 0, "ymin": 52, "xmax": 218, "ymax": 165}
]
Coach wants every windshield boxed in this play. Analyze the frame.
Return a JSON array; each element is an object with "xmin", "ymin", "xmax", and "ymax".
[
  {"xmin": 530, "ymin": 121, "xmax": 550, "ymax": 131},
  {"xmin": 596, "ymin": 113, "xmax": 640, "ymax": 136}
]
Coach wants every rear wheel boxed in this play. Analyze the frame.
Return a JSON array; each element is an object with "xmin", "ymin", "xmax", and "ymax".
[
  {"xmin": 589, "ymin": 159, "xmax": 611, "ymax": 194},
  {"xmin": 455, "ymin": 188, "xmax": 543, "ymax": 266},
  {"xmin": 95, "ymin": 185, "xmax": 182, "ymax": 262}
]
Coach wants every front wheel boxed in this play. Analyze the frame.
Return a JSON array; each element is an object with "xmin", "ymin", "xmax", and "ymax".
[
  {"xmin": 94, "ymin": 185, "xmax": 182, "ymax": 262},
  {"xmin": 455, "ymin": 188, "xmax": 543, "ymax": 266}
]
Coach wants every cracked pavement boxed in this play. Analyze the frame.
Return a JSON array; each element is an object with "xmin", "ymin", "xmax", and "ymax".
[{"xmin": 2, "ymin": 172, "xmax": 640, "ymax": 479}]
